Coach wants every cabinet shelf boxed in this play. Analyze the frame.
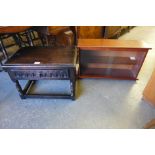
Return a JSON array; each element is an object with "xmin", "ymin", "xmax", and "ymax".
[
  {"xmin": 84, "ymin": 63, "xmax": 134, "ymax": 70},
  {"xmin": 81, "ymin": 56, "xmax": 137, "ymax": 65},
  {"xmin": 80, "ymin": 66, "xmax": 135, "ymax": 78}
]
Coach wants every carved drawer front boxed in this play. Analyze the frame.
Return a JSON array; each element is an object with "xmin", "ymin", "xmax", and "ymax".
[{"xmin": 11, "ymin": 69, "xmax": 69, "ymax": 80}]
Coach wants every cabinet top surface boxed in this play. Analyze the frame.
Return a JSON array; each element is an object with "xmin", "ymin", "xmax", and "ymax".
[
  {"xmin": 4, "ymin": 47, "xmax": 76, "ymax": 67},
  {"xmin": 78, "ymin": 39, "xmax": 151, "ymax": 49}
]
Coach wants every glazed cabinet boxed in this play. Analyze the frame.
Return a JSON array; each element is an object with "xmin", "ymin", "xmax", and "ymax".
[{"xmin": 78, "ymin": 39, "xmax": 151, "ymax": 80}]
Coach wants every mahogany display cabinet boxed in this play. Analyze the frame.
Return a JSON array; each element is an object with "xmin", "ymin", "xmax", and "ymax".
[{"xmin": 78, "ymin": 39, "xmax": 151, "ymax": 80}]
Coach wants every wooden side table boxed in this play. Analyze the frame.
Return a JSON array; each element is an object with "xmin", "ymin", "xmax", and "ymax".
[
  {"xmin": 78, "ymin": 39, "xmax": 151, "ymax": 80},
  {"xmin": 2, "ymin": 47, "xmax": 77, "ymax": 100}
]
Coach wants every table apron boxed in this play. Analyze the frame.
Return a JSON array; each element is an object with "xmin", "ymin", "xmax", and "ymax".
[{"xmin": 7, "ymin": 68, "xmax": 74, "ymax": 81}]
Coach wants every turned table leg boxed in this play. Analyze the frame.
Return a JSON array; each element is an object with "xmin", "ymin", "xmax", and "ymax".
[
  {"xmin": 15, "ymin": 80, "xmax": 25, "ymax": 99},
  {"xmin": 70, "ymin": 68, "xmax": 76, "ymax": 100}
]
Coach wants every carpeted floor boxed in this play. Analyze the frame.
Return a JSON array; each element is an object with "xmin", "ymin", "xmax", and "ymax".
[{"xmin": 0, "ymin": 26, "xmax": 155, "ymax": 128}]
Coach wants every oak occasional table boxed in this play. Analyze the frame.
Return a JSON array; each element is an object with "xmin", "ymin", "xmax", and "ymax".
[{"xmin": 2, "ymin": 46, "xmax": 77, "ymax": 100}]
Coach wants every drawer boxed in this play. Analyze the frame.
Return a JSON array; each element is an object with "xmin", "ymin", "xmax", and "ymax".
[{"xmin": 9, "ymin": 69, "xmax": 69, "ymax": 80}]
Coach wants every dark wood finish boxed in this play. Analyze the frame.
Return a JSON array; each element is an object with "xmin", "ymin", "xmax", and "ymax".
[
  {"xmin": 5, "ymin": 46, "xmax": 76, "ymax": 65},
  {"xmin": 2, "ymin": 47, "xmax": 77, "ymax": 100},
  {"xmin": 78, "ymin": 39, "xmax": 151, "ymax": 80}
]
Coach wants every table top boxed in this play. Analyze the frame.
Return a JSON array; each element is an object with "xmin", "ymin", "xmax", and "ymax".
[
  {"xmin": 0, "ymin": 26, "xmax": 32, "ymax": 34},
  {"xmin": 78, "ymin": 39, "xmax": 151, "ymax": 50},
  {"xmin": 3, "ymin": 47, "xmax": 77, "ymax": 67}
]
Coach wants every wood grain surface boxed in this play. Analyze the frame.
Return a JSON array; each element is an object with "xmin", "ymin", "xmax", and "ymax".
[
  {"xmin": 78, "ymin": 39, "xmax": 151, "ymax": 49},
  {"xmin": 0, "ymin": 26, "xmax": 32, "ymax": 34}
]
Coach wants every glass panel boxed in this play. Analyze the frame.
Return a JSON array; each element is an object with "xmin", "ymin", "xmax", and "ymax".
[{"xmin": 80, "ymin": 50, "xmax": 146, "ymax": 79}]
